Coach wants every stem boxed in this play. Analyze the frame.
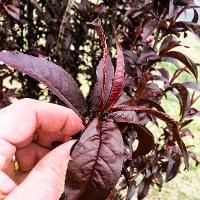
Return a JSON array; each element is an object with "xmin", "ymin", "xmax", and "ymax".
[
  {"xmin": 29, "ymin": 0, "xmax": 47, "ymax": 21},
  {"xmin": 56, "ymin": 0, "xmax": 75, "ymax": 62},
  {"xmin": 153, "ymin": 28, "xmax": 160, "ymax": 50}
]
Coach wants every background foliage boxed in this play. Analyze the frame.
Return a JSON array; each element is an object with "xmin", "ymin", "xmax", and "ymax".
[{"xmin": 1, "ymin": 0, "xmax": 200, "ymax": 199}]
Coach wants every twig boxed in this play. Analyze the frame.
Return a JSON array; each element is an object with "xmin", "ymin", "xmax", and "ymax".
[
  {"xmin": 29, "ymin": 0, "xmax": 47, "ymax": 21},
  {"xmin": 56, "ymin": 0, "xmax": 75, "ymax": 60}
]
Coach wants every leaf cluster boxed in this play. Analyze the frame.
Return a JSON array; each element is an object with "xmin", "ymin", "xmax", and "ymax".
[{"xmin": 1, "ymin": 0, "xmax": 200, "ymax": 199}]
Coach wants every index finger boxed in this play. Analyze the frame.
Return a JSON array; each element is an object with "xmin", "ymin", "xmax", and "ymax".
[{"xmin": 0, "ymin": 99, "xmax": 84, "ymax": 168}]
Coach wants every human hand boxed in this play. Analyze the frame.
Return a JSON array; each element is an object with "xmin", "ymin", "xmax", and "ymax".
[{"xmin": 0, "ymin": 99, "xmax": 84, "ymax": 200}]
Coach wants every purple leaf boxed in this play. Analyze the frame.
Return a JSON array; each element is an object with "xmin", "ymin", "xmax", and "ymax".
[
  {"xmin": 162, "ymin": 57, "xmax": 180, "ymax": 68},
  {"xmin": 142, "ymin": 20, "xmax": 159, "ymax": 42},
  {"xmin": 173, "ymin": 21, "xmax": 200, "ymax": 40},
  {"xmin": 182, "ymin": 82, "xmax": 200, "ymax": 93},
  {"xmin": 137, "ymin": 178, "xmax": 150, "ymax": 200},
  {"xmin": 157, "ymin": 68, "xmax": 170, "ymax": 82},
  {"xmin": 105, "ymin": 34, "xmax": 125, "ymax": 110},
  {"xmin": 166, "ymin": 155, "xmax": 181, "ymax": 182},
  {"xmin": 138, "ymin": 47, "xmax": 160, "ymax": 64},
  {"xmin": 65, "ymin": 118, "xmax": 124, "ymax": 200},
  {"xmin": 153, "ymin": 172, "xmax": 163, "ymax": 189},
  {"xmin": 0, "ymin": 51, "xmax": 87, "ymax": 115},
  {"xmin": 140, "ymin": 99, "xmax": 165, "ymax": 113},
  {"xmin": 112, "ymin": 106, "xmax": 189, "ymax": 169},
  {"xmin": 132, "ymin": 124, "xmax": 154, "ymax": 159},
  {"xmin": 4, "ymin": 5, "xmax": 20, "ymax": 21},
  {"xmin": 192, "ymin": 8, "xmax": 199, "ymax": 23},
  {"xmin": 126, "ymin": 179, "xmax": 136, "ymax": 200},
  {"xmin": 87, "ymin": 19, "xmax": 114, "ymax": 113},
  {"xmin": 171, "ymin": 83, "xmax": 189, "ymax": 118},
  {"xmin": 180, "ymin": 119, "xmax": 193, "ymax": 128},
  {"xmin": 159, "ymin": 35, "xmax": 181, "ymax": 56},
  {"xmin": 163, "ymin": 51, "xmax": 198, "ymax": 79},
  {"xmin": 90, "ymin": 57, "xmax": 114, "ymax": 114},
  {"xmin": 173, "ymin": 5, "xmax": 199, "ymax": 21},
  {"xmin": 108, "ymin": 110, "xmax": 139, "ymax": 124}
]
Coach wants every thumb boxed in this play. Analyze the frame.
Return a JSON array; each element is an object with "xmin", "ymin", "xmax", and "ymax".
[{"xmin": 6, "ymin": 140, "xmax": 76, "ymax": 200}]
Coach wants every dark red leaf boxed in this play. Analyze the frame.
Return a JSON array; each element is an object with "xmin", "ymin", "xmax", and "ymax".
[
  {"xmin": 182, "ymin": 82, "xmax": 200, "ymax": 93},
  {"xmin": 142, "ymin": 20, "xmax": 159, "ymax": 42},
  {"xmin": 171, "ymin": 83, "xmax": 189, "ymax": 118},
  {"xmin": 173, "ymin": 21, "xmax": 200, "ymax": 39},
  {"xmin": 132, "ymin": 124, "xmax": 154, "ymax": 159},
  {"xmin": 126, "ymin": 179, "xmax": 136, "ymax": 200},
  {"xmin": 185, "ymin": 107, "xmax": 200, "ymax": 118},
  {"xmin": 166, "ymin": 155, "xmax": 181, "ymax": 182},
  {"xmin": 138, "ymin": 47, "xmax": 160, "ymax": 64},
  {"xmin": 170, "ymin": 67, "xmax": 191, "ymax": 84},
  {"xmin": 4, "ymin": 5, "xmax": 20, "ymax": 21},
  {"xmin": 174, "ymin": 0, "xmax": 194, "ymax": 6},
  {"xmin": 162, "ymin": 57, "xmax": 179, "ymax": 68},
  {"xmin": 163, "ymin": 51, "xmax": 198, "ymax": 79},
  {"xmin": 153, "ymin": 172, "xmax": 163, "ymax": 189},
  {"xmin": 108, "ymin": 110, "xmax": 139, "ymax": 124},
  {"xmin": 173, "ymin": 5, "xmax": 199, "ymax": 22},
  {"xmin": 105, "ymin": 34, "xmax": 125, "ymax": 110},
  {"xmin": 192, "ymin": 8, "xmax": 199, "ymax": 23},
  {"xmin": 137, "ymin": 178, "xmax": 150, "ymax": 200},
  {"xmin": 157, "ymin": 68, "xmax": 170, "ymax": 82},
  {"xmin": 90, "ymin": 57, "xmax": 114, "ymax": 114},
  {"xmin": 139, "ymin": 99, "xmax": 165, "ymax": 113},
  {"xmin": 180, "ymin": 119, "xmax": 193, "ymax": 128},
  {"xmin": 65, "ymin": 118, "xmax": 124, "ymax": 200},
  {"xmin": 87, "ymin": 19, "xmax": 114, "ymax": 113},
  {"xmin": 111, "ymin": 106, "xmax": 189, "ymax": 168},
  {"xmin": 159, "ymin": 35, "xmax": 181, "ymax": 56},
  {"xmin": 0, "ymin": 51, "xmax": 87, "ymax": 115}
]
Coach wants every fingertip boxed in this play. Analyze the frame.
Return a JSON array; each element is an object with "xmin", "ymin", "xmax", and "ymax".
[
  {"xmin": 61, "ymin": 109, "xmax": 85, "ymax": 136},
  {"xmin": 0, "ymin": 171, "xmax": 16, "ymax": 195}
]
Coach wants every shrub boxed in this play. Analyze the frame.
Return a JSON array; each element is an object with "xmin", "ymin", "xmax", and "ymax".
[{"xmin": 1, "ymin": 0, "xmax": 200, "ymax": 199}]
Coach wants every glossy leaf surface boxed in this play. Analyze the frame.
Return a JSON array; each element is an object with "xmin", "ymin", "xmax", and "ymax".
[
  {"xmin": 88, "ymin": 19, "xmax": 114, "ymax": 113},
  {"xmin": 105, "ymin": 35, "xmax": 125, "ymax": 110}
]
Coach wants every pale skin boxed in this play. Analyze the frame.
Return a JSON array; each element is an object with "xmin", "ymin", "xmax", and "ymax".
[{"xmin": 0, "ymin": 99, "xmax": 85, "ymax": 200}]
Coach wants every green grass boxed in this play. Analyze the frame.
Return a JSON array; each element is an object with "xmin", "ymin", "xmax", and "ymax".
[{"xmin": 143, "ymin": 33, "xmax": 200, "ymax": 200}]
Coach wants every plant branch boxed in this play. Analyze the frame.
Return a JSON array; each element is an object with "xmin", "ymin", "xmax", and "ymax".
[
  {"xmin": 56, "ymin": 0, "xmax": 75, "ymax": 62},
  {"xmin": 29, "ymin": 0, "xmax": 48, "ymax": 22}
]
